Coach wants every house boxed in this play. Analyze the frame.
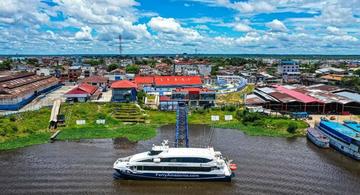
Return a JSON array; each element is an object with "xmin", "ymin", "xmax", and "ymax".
[
  {"xmin": 64, "ymin": 83, "xmax": 101, "ymax": 102},
  {"xmin": 111, "ymin": 80, "xmax": 137, "ymax": 102},
  {"xmin": 81, "ymin": 75, "xmax": 109, "ymax": 90}
]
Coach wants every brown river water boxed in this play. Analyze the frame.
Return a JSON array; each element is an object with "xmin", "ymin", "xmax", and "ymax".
[{"xmin": 0, "ymin": 125, "xmax": 360, "ymax": 195}]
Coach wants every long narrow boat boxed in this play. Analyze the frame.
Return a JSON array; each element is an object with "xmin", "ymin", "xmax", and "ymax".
[
  {"xmin": 307, "ymin": 127, "xmax": 329, "ymax": 148},
  {"xmin": 317, "ymin": 118, "xmax": 360, "ymax": 160}
]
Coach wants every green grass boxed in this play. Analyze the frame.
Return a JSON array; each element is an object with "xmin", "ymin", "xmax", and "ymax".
[
  {"xmin": 57, "ymin": 124, "xmax": 157, "ymax": 142},
  {"xmin": 213, "ymin": 119, "xmax": 307, "ymax": 137},
  {"xmin": 0, "ymin": 102, "xmax": 309, "ymax": 150},
  {"xmin": 0, "ymin": 132, "xmax": 51, "ymax": 150},
  {"xmin": 146, "ymin": 108, "xmax": 308, "ymax": 137}
]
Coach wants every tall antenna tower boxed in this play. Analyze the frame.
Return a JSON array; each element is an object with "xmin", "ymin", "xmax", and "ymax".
[
  {"xmin": 118, "ymin": 34, "xmax": 122, "ymax": 57},
  {"xmin": 119, "ymin": 34, "xmax": 123, "ymax": 67}
]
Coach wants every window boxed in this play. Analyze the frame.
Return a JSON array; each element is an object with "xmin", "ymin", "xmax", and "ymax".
[
  {"xmin": 139, "ymin": 159, "xmax": 153, "ymax": 162},
  {"xmin": 138, "ymin": 166, "xmax": 213, "ymax": 172},
  {"xmin": 148, "ymin": 150, "xmax": 162, "ymax": 156},
  {"xmin": 160, "ymin": 157, "xmax": 212, "ymax": 163}
]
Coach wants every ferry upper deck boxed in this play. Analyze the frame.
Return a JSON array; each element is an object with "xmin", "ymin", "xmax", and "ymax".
[{"xmin": 319, "ymin": 120, "xmax": 360, "ymax": 145}]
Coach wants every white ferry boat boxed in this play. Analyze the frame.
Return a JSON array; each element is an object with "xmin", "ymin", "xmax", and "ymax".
[{"xmin": 113, "ymin": 141, "xmax": 236, "ymax": 181}]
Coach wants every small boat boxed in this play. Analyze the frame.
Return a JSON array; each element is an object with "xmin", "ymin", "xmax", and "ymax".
[
  {"xmin": 113, "ymin": 140, "xmax": 236, "ymax": 181},
  {"xmin": 307, "ymin": 127, "xmax": 330, "ymax": 148}
]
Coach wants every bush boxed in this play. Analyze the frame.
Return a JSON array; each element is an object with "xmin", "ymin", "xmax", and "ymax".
[
  {"xmin": 9, "ymin": 115, "xmax": 17, "ymax": 122},
  {"xmin": 287, "ymin": 122, "xmax": 298, "ymax": 133}
]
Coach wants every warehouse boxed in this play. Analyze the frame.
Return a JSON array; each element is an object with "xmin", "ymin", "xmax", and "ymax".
[
  {"xmin": 0, "ymin": 72, "xmax": 60, "ymax": 110},
  {"xmin": 248, "ymin": 84, "xmax": 360, "ymax": 114}
]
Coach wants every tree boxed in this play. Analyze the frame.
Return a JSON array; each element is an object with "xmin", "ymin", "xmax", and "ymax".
[
  {"xmin": 107, "ymin": 64, "xmax": 118, "ymax": 72},
  {"xmin": 287, "ymin": 122, "xmax": 298, "ymax": 133},
  {"xmin": 354, "ymin": 69, "xmax": 360, "ymax": 77},
  {"xmin": 0, "ymin": 60, "xmax": 12, "ymax": 70},
  {"xmin": 26, "ymin": 58, "xmax": 39, "ymax": 66},
  {"xmin": 162, "ymin": 58, "xmax": 173, "ymax": 65},
  {"xmin": 126, "ymin": 65, "xmax": 140, "ymax": 74},
  {"xmin": 137, "ymin": 90, "xmax": 146, "ymax": 106}
]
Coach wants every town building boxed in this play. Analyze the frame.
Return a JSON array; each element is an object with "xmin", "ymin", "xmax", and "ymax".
[
  {"xmin": 81, "ymin": 75, "xmax": 109, "ymax": 90},
  {"xmin": 68, "ymin": 66, "xmax": 82, "ymax": 82},
  {"xmin": 0, "ymin": 72, "xmax": 60, "ymax": 110},
  {"xmin": 246, "ymin": 84, "xmax": 360, "ymax": 114},
  {"xmin": 277, "ymin": 60, "xmax": 300, "ymax": 83},
  {"xmin": 64, "ymin": 83, "xmax": 101, "ymax": 102},
  {"xmin": 111, "ymin": 80, "xmax": 137, "ymax": 102},
  {"xmin": 173, "ymin": 61, "xmax": 212, "ymax": 76}
]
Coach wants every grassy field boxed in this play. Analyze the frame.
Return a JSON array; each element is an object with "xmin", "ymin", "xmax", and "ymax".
[
  {"xmin": 146, "ymin": 108, "xmax": 308, "ymax": 137},
  {"xmin": 0, "ymin": 102, "xmax": 308, "ymax": 150},
  {"xmin": 0, "ymin": 103, "xmax": 156, "ymax": 150}
]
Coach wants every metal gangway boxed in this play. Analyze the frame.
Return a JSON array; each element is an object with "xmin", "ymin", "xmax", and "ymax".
[
  {"xmin": 49, "ymin": 99, "xmax": 61, "ymax": 129},
  {"xmin": 175, "ymin": 101, "xmax": 189, "ymax": 148}
]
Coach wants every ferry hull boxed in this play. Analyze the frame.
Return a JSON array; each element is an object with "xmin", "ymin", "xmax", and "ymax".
[
  {"xmin": 113, "ymin": 169, "xmax": 232, "ymax": 181},
  {"xmin": 318, "ymin": 127, "xmax": 360, "ymax": 161}
]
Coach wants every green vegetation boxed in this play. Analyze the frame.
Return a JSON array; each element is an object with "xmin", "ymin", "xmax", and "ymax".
[
  {"xmin": 107, "ymin": 63, "xmax": 118, "ymax": 72},
  {"xmin": 146, "ymin": 107, "xmax": 307, "ymax": 137},
  {"xmin": 0, "ymin": 108, "xmax": 52, "ymax": 150},
  {"xmin": 0, "ymin": 59, "xmax": 12, "ymax": 70},
  {"xmin": 57, "ymin": 125, "xmax": 156, "ymax": 142},
  {"xmin": 125, "ymin": 64, "xmax": 140, "ymax": 74},
  {"xmin": 341, "ymin": 76, "xmax": 360, "ymax": 91},
  {"xmin": 84, "ymin": 59, "xmax": 104, "ymax": 66},
  {"xmin": 0, "ymin": 103, "xmax": 156, "ymax": 150},
  {"xmin": 0, "ymin": 102, "xmax": 308, "ymax": 150},
  {"xmin": 216, "ymin": 85, "xmax": 254, "ymax": 105}
]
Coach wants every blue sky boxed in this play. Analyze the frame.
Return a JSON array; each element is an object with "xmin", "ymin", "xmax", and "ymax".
[{"xmin": 0, "ymin": 0, "xmax": 359, "ymax": 54}]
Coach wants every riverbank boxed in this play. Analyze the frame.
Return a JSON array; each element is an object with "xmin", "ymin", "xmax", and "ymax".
[{"xmin": 0, "ymin": 102, "xmax": 308, "ymax": 150}]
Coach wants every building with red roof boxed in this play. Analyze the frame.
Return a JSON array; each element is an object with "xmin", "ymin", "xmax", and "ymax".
[
  {"xmin": 134, "ymin": 76, "xmax": 154, "ymax": 87},
  {"xmin": 65, "ymin": 83, "xmax": 101, "ymax": 102},
  {"xmin": 154, "ymin": 76, "xmax": 202, "ymax": 87},
  {"xmin": 111, "ymin": 80, "xmax": 137, "ymax": 102}
]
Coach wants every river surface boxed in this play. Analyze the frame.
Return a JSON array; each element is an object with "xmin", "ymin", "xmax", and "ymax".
[{"xmin": 0, "ymin": 125, "xmax": 360, "ymax": 195}]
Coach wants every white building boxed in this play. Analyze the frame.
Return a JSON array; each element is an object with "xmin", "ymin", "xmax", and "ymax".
[{"xmin": 277, "ymin": 60, "xmax": 300, "ymax": 83}]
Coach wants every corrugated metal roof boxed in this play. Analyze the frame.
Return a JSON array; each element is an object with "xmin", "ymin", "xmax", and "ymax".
[
  {"xmin": 335, "ymin": 91, "xmax": 360, "ymax": 103},
  {"xmin": 274, "ymin": 85, "xmax": 322, "ymax": 103}
]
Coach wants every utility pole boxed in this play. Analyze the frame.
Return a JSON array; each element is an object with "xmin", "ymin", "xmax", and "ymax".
[{"xmin": 119, "ymin": 34, "xmax": 123, "ymax": 67}]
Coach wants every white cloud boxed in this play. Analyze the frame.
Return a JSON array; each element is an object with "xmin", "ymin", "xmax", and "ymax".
[
  {"xmin": 326, "ymin": 26, "xmax": 343, "ymax": 35},
  {"xmin": 233, "ymin": 23, "xmax": 253, "ymax": 32},
  {"xmin": 148, "ymin": 16, "xmax": 202, "ymax": 41},
  {"xmin": 266, "ymin": 19, "xmax": 288, "ymax": 32},
  {"xmin": 232, "ymin": 1, "xmax": 274, "ymax": 13},
  {"xmin": 75, "ymin": 26, "xmax": 93, "ymax": 41}
]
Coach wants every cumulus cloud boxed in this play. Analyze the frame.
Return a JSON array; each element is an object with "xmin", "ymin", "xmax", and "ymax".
[
  {"xmin": 266, "ymin": 19, "xmax": 288, "ymax": 32},
  {"xmin": 148, "ymin": 16, "xmax": 202, "ymax": 41},
  {"xmin": 232, "ymin": 1, "xmax": 275, "ymax": 13},
  {"xmin": 233, "ymin": 23, "xmax": 253, "ymax": 32},
  {"xmin": 75, "ymin": 26, "xmax": 93, "ymax": 41}
]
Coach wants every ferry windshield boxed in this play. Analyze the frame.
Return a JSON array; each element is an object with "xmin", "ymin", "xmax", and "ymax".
[{"xmin": 148, "ymin": 150, "xmax": 162, "ymax": 156}]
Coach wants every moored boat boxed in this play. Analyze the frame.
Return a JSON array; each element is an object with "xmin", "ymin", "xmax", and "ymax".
[
  {"xmin": 317, "ymin": 118, "xmax": 360, "ymax": 160},
  {"xmin": 113, "ymin": 140, "xmax": 236, "ymax": 181},
  {"xmin": 307, "ymin": 127, "xmax": 329, "ymax": 148},
  {"xmin": 343, "ymin": 120, "xmax": 360, "ymax": 133}
]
